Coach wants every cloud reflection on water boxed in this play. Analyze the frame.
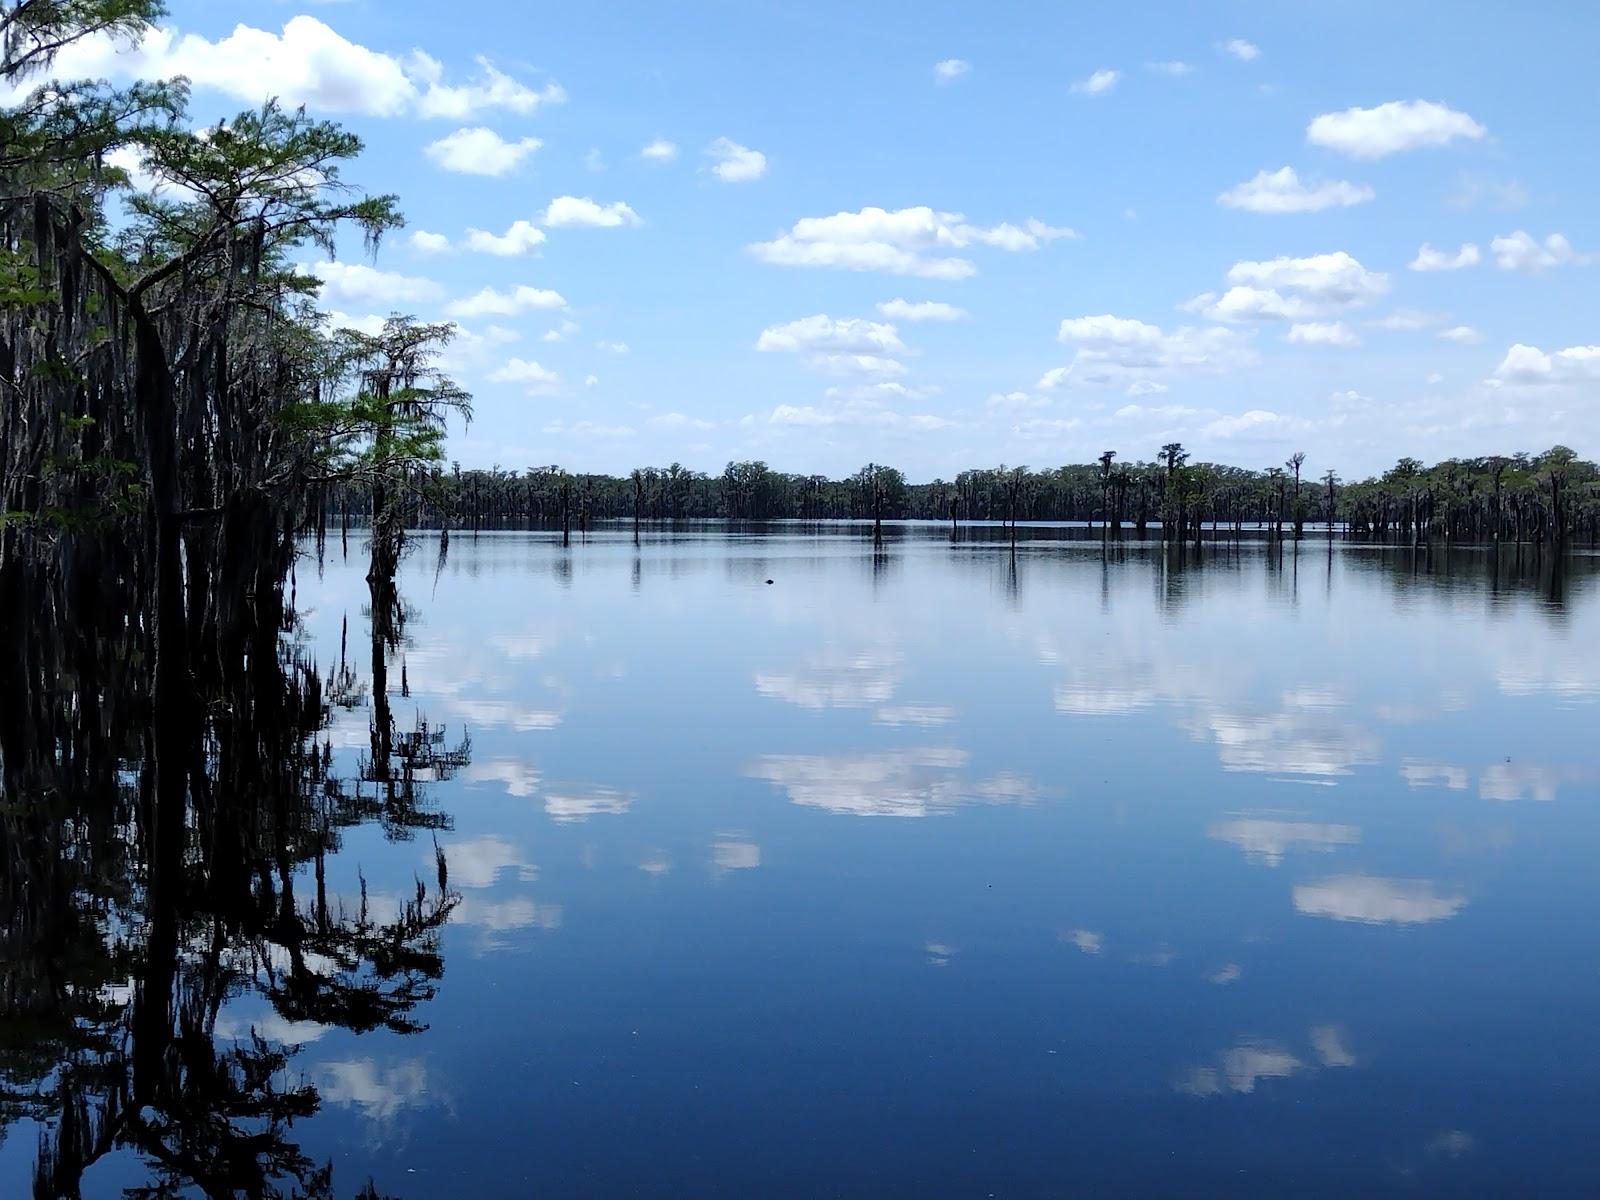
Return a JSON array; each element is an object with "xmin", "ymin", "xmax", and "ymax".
[
  {"xmin": 1208, "ymin": 817, "xmax": 1361, "ymax": 867},
  {"xmin": 746, "ymin": 748, "xmax": 1037, "ymax": 817},
  {"xmin": 1293, "ymin": 875, "xmax": 1466, "ymax": 925}
]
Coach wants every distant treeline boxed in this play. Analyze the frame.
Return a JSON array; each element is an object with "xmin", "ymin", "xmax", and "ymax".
[{"xmin": 327, "ymin": 445, "xmax": 1600, "ymax": 545}]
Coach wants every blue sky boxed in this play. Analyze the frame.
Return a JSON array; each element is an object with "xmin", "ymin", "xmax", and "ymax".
[{"xmin": 26, "ymin": 1, "xmax": 1600, "ymax": 478}]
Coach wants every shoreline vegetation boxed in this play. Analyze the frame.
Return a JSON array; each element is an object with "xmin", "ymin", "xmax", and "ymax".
[{"xmin": 349, "ymin": 447, "xmax": 1599, "ymax": 550}]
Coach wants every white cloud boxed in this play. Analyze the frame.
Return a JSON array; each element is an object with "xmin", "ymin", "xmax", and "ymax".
[
  {"xmin": 1221, "ymin": 38, "xmax": 1260, "ymax": 61},
  {"xmin": 1306, "ymin": 100, "xmax": 1486, "ymax": 159},
  {"xmin": 756, "ymin": 314, "xmax": 905, "ymax": 355},
  {"xmin": 1409, "ymin": 242, "xmax": 1481, "ymax": 271},
  {"xmin": 876, "ymin": 299, "xmax": 967, "ymax": 322},
  {"xmin": 425, "ymin": 127, "xmax": 542, "ymax": 176},
  {"xmin": 1188, "ymin": 287, "xmax": 1314, "ymax": 322},
  {"xmin": 463, "ymin": 220, "xmax": 547, "ymax": 256},
  {"xmin": 1226, "ymin": 251, "xmax": 1388, "ymax": 305},
  {"xmin": 934, "ymin": 58, "xmax": 971, "ymax": 83},
  {"xmin": 407, "ymin": 230, "xmax": 452, "ymax": 254},
  {"xmin": 750, "ymin": 207, "xmax": 1072, "ymax": 279},
  {"xmin": 488, "ymin": 358, "xmax": 560, "ymax": 389},
  {"xmin": 584, "ymin": 147, "xmax": 605, "ymax": 172},
  {"xmin": 408, "ymin": 52, "xmax": 565, "ymax": 119},
  {"xmin": 705, "ymin": 137, "xmax": 767, "ymax": 182},
  {"xmin": 448, "ymin": 284, "xmax": 567, "ymax": 318},
  {"xmin": 595, "ymin": 340, "xmax": 630, "ymax": 354},
  {"xmin": 1202, "ymin": 408, "xmax": 1318, "ymax": 440},
  {"xmin": 1146, "ymin": 60, "xmax": 1193, "ymax": 75},
  {"xmin": 18, "ymin": 18, "xmax": 563, "ymax": 119},
  {"xmin": 306, "ymin": 261, "xmax": 443, "ymax": 306},
  {"xmin": 1437, "ymin": 325, "xmax": 1483, "ymax": 345},
  {"xmin": 542, "ymin": 318, "xmax": 579, "ymax": 342},
  {"xmin": 1293, "ymin": 875, "xmax": 1466, "ymax": 924},
  {"xmin": 640, "ymin": 138, "xmax": 678, "ymax": 163},
  {"xmin": 540, "ymin": 196, "xmax": 642, "ymax": 228},
  {"xmin": 1217, "ymin": 167, "xmax": 1374, "ymax": 214},
  {"xmin": 1287, "ymin": 321, "xmax": 1359, "ymax": 348},
  {"xmin": 1489, "ymin": 230, "xmax": 1590, "ymax": 271},
  {"xmin": 1040, "ymin": 314, "xmax": 1255, "ymax": 389},
  {"xmin": 1071, "ymin": 68, "xmax": 1120, "ymax": 96},
  {"xmin": 1490, "ymin": 343, "xmax": 1600, "ymax": 386},
  {"xmin": 1189, "ymin": 252, "xmax": 1388, "ymax": 322}
]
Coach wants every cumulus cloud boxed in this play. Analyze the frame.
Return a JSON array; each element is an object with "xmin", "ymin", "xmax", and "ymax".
[
  {"xmin": 488, "ymin": 358, "xmax": 560, "ymax": 389},
  {"xmin": 1039, "ymin": 314, "xmax": 1255, "ymax": 389},
  {"xmin": 425, "ymin": 127, "xmax": 542, "ymax": 176},
  {"xmin": 1409, "ymin": 242, "xmax": 1481, "ymax": 271},
  {"xmin": 1146, "ymin": 60, "xmax": 1193, "ymax": 75},
  {"xmin": 305, "ymin": 261, "xmax": 443, "ymax": 306},
  {"xmin": 749, "ymin": 207, "xmax": 1073, "ymax": 279},
  {"xmin": 447, "ymin": 284, "xmax": 567, "ymax": 318},
  {"xmin": 1437, "ymin": 325, "xmax": 1483, "ymax": 345},
  {"xmin": 756, "ymin": 314, "xmax": 905, "ymax": 356},
  {"xmin": 1287, "ymin": 321, "xmax": 1359, "ymax": 347},
  {"xmin": 705, "ymin": 137, "xmax": 767, "ymax": 182},
  {"xmin": 1217, "ymin": 167, "xmax": 1374, "ymax": 213},
  {"xmin": 407, "ymin": 53, "xmax": 566, "ymax": 119},
  {"xmin": 639, "ymin": 138, "xmax": 678, "ymax": 162},
  {"xmin": 1489, "ymin": 230, "xmax": 1590, "ymax": 271},
  {"xmin": 540, "ymin": 196, "xmax": 642, "ymax": 228},
  {"xmin": 30, "ymin": 17, "xmax": 566, "ymax": 119},
  {"xmin": 876, "ymin": 299, "xmax": 967, "ymax": 322},
  {"xmin": 1490, "ymin": 343, "xmax": 1600, "ymax": 386},
  {"xmin": 463, "ymin": 220, "xmax": 547, "ymax": 256},
  {"xmin": 1221, "ymin": 38, "xmax": 1260, "ymax": 61},
  {"xmin": 1071, "ymin": 68, "xmax": 1120, "ymax": 95},
  {"xmin": 1187, "ymin": 251, "xmax": 1388, "ymax": 322},
  {"xmin": 934, "ymin": 58, "xmax": 971, "ymax": 83},
  {"xmin": 407, "ymin": 230, "xmax": 452, "ymax": 254},
  {"xmin": 1306, "ymin": 100, "xmax": 1486, "ymax": 159}
]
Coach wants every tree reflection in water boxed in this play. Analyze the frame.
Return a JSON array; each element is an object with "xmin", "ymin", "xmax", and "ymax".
[{"xmin": 0, "ymin": 557, "xmax": 468, "ymax": 1199}]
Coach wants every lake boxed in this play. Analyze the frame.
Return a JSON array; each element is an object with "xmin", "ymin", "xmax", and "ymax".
[{"xmin": 5, "ymin": 525, "xmax": 1598, "ymax": 1197}]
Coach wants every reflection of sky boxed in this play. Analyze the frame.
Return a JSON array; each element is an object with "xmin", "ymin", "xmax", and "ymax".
[
  {"xmin": 1209, "ymin": 817, "xmax": 1361, "ymax": 866},
  {"xmin": 259, "ymin": 532, "xmax": 1600, "ymax": 1198},
  {"xmin": 1293, "ymin": 875, "xmax": 1467, "ymax": 925},
  {"xmin": 747, "ymin": 748, "xmax": 1038, "ymax": 817}
]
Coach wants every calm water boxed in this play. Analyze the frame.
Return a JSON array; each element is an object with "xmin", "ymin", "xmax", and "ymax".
[{"xmin": 6, "ymin": 525, "xmax": 1599, "ymax": 1197}]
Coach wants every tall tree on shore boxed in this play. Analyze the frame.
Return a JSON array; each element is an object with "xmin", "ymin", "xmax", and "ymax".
[{"xmin": 1287, "ymin": 451, "xmax": 1307, "ymax": 539}]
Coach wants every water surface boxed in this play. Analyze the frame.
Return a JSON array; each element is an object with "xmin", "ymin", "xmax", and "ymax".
[{"xmin": 6, "ymin": 525, "xmax": 1598, "ymax": 1197}]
